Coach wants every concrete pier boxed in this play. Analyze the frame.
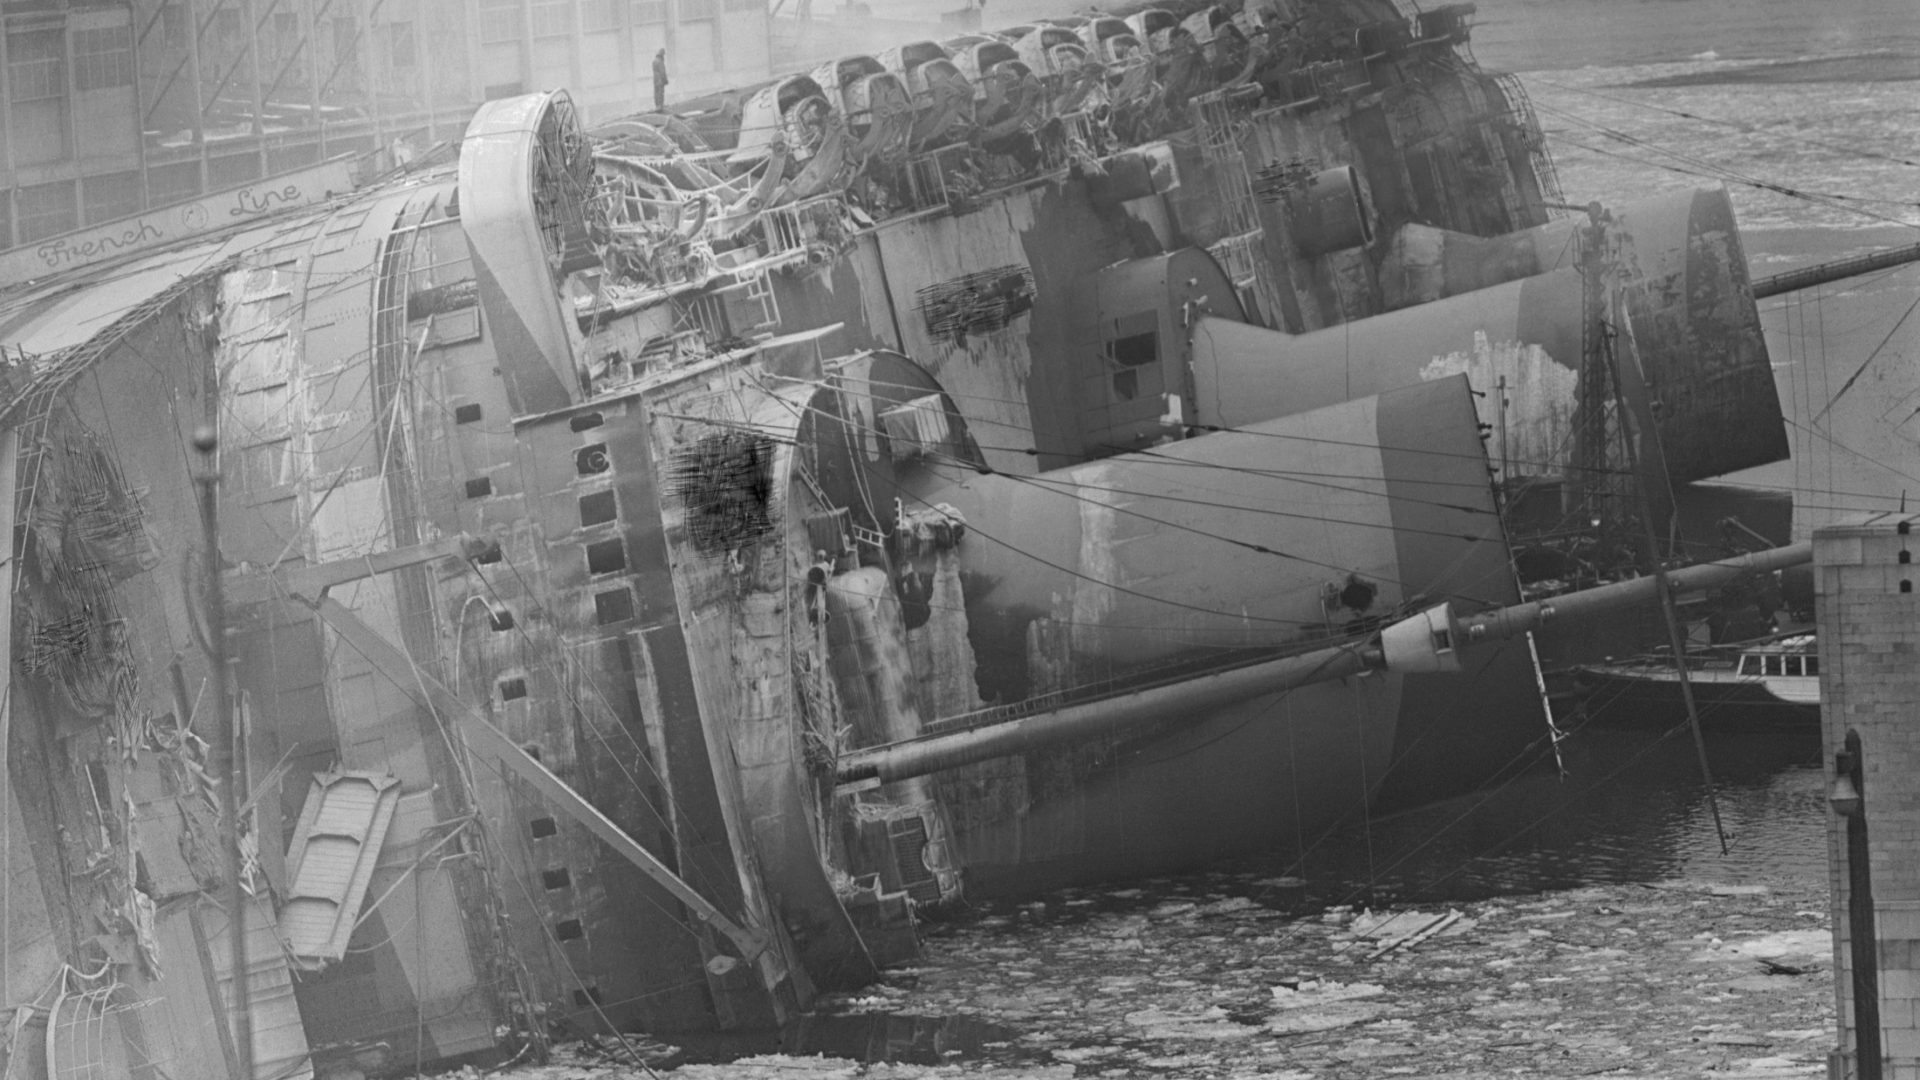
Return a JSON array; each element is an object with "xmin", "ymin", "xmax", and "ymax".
[{"xmin": 1816, "ymin": 512, "xmax": 1920, "ymax": 1080}]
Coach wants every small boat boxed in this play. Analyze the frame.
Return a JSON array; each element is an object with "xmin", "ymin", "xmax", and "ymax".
[{"xmin": 1571, "ymin": 634, "xmax": 1820, "ymax": 723}]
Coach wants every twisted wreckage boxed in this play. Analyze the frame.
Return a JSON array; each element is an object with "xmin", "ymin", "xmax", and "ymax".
[{"xmin": 0, "ymin": 0, "xmax": 1795, "ymax": 1074}]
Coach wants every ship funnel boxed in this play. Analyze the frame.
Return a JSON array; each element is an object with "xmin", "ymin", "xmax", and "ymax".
[
  {"xmin": 458, "ymin": 91, "xmax": 591, "ymax": 415},
  {"xmin": 1381, "ymin": 603, "xmax": 1464, "ymax": 674}
]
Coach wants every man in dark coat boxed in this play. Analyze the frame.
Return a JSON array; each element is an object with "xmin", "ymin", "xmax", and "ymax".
[{"xmin": 652, "ymin": 49, "xmax": 669, "ymax": 110}]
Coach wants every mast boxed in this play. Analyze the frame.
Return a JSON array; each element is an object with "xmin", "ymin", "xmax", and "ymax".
[
  {"xmin": 1752, "ymin": 240, "xmax": 1920, "ymax": 299},
  {"xmin": 836, "ymin": 544, "xmax": 1813, "ymax": 788},
  {"xmin": 1581, "ymin": 202, "xmax": 1730, "ymax": 854},
  {"xmin": 194, "ymin": 427, "xmax": 252, "ymax": 1080}
]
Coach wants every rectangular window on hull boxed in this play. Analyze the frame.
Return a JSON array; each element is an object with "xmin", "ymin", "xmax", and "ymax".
[
  {"xmin": 578, "ymin": 490, "xmax": 617, "ymax": 528},
  {"xmin": 585, "ymin": 539, "xmax": 626, "ymax": 575},
  {"xmin": 594, "ymin": 588, "xmax": 633, "ymax": 624},
  {"xmin": 1104, "ymin": 330, "xmax": 1158, "ymax": 401}
]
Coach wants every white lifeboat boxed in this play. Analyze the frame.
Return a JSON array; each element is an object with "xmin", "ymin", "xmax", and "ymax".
[
  {"xmin": 878, "ymin": 41, "xmax": 977, "ymax": 150},
  {"xmin": 809, "ymin": 56, "xmax": 915, "ymax": 160},
  {"xmin": 730, "ymin": 74, "xmax": 835, "ymax": 166}
]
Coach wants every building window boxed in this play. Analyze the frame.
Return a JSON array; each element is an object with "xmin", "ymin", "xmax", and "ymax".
[
  {"xmin": 631, "ymin": 0, "xmax": 666, "ymax": 24},
  {"xmin": 14, "ymin": 181, "xmax": 77, "ymax": 244},
  {"xmin": 679, "ymin": 0, "xmax": 716, "ymax": 19},
  {"xmin": 7, "ymin": 29, "xmax": 67, "ymax": 103},
  {"xmin": 147, "ymin": 161, "xmax": 202, "ymax": 207},
  {"xmin": 724, "ymin": 0, "xmax": 762, "ymax": 11},
  {"xmin": 214, "ymin": 7, "xmax": 244, "ymax": 51},
  {"xmin": 160, "ymin": 4, "xmax": 189, "ymax": 52},
  {"xmin": 383, "ymin": 21, "xmax": 416, "ymax": 69},
  {"xmin": 581, "ymin": 0, "xmax": 621, "ymax": 31},
  {"xmin": 327, "ymin": 16, "xmax": 362, "ymax": 87},
  {"xmin": 82, "ymin": 171, "xmax": 142, "ymax": 224},
  {"xmin": 73, "ymin": 26, "xmax": 134, "ymax": 91},
  {"xmin": 480, "ymin": 0, "xmax": 522, "ymax": 44},
  {"xmin": 208, "ymin": 152, "xmax": 262, "ymax": 189},
  {"xmin": 531, "ymin": 0, "xmax": 573, "ymax": 38}
]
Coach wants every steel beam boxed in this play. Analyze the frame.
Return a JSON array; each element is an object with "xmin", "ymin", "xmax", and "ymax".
[
  {"xmin": 835, "ymin": 642, "xmax": 1380, "ymax": 787},
  {"xmin": 1752, "ymin": 242, "xmax": 1920, "ymax": 299},
  {"xmin": 1457, "ymin": 543, "xmax": 1812, "ymax": 646},
  {"xmin": 224, "ymin": 531, "xmax": 485, "ymax": 605},
  {"xmin": 839, "ymin": 542, "xmax": 1817, "ymax": 787}
]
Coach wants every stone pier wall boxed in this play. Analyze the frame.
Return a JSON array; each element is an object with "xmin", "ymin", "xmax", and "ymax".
[{"xmin": 1816, "ymin": 511, "xmax": 1920, "ymax": 1079}]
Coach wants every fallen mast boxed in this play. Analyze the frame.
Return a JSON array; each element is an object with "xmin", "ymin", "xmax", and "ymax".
[{"xmin": 835, "ymin": 543, "xmax": 1815, "ymax": 787}]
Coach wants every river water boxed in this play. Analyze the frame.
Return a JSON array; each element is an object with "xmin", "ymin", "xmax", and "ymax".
[{"xmin": 1255, "ymin": 720, "xmax": 1828, "ymax": 907}]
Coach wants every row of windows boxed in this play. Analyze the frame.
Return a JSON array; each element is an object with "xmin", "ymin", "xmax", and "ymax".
[
  {"xmin": 481, "ymin": 0, "xmax": 743, "ymax": 41},
  {"xmin": 6, "ymin": 23, "xmax": 134, "ymax": 105},
  {"xmin": 8, "ymin": 29, "xmax": 66, "ymax": 102},
  {"xmin": 72, "ymin": 26, "xmax": 133, "ymax": 91},
  {"xmin": 0, "ymin": 165, "xmax": 195, "ymax": 250}
]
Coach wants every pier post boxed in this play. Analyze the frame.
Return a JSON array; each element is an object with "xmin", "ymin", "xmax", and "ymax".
[{"xmin": 1813, "ymin": 513, "xmax": 1920, "ymax": 1080}]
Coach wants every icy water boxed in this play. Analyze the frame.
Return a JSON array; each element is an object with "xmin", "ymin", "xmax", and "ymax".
[
  {"xmin": 1261, "ymin": 721, "xmax": 1828, "ymax": 908},
  {"xmin": 670, "ymin": 1012, "xmax": 1027, "ymax": 1066}
]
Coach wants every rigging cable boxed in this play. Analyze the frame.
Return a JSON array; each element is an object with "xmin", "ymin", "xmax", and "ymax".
[
  {"xmin": 1810, "ymin": 287, "xmax": 1920, "ymax": 424},
  {"xmin": 749, "ymin": 373, "xmax": 1521, "ymax": 606}
]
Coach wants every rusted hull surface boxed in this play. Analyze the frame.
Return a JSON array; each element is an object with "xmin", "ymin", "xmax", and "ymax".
[
  {"xmin": 783, "ymin": 374, "xmax": 1539, "ymax": 893},
  {"xmin": 1191, "ymin": 273, "xmax": 1583, "ymax": 480},
  {"xmin": 1196, "ymin": 192, "xmax": 1784, "ymax": 487},
  {"xmin": 1375, "ymin": 187, "xmax": 1786, "ymax": 483}
]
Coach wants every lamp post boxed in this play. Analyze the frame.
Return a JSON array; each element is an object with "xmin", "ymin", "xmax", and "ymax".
[{"xmin": 1835, "ymin": 731, "xmax": 1880, "ymax": 1080}]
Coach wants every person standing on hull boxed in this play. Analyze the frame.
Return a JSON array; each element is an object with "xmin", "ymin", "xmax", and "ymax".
[{"xmin": 653, "ymin": 49, "xmax": 670, "ymax": 111}]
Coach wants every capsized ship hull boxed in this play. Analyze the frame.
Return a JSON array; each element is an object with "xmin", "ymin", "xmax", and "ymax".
[
  {"xmin": 811, "ymin": 366, "xmax": 1543, "ymax": 892},
  {"xmin": 0, "ymin": 238, "xmax": 1539, "ymax": 1075},
  {"xmin": 0, "ymin": 0, "xmax": 1795, "ymax": 1070}
]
